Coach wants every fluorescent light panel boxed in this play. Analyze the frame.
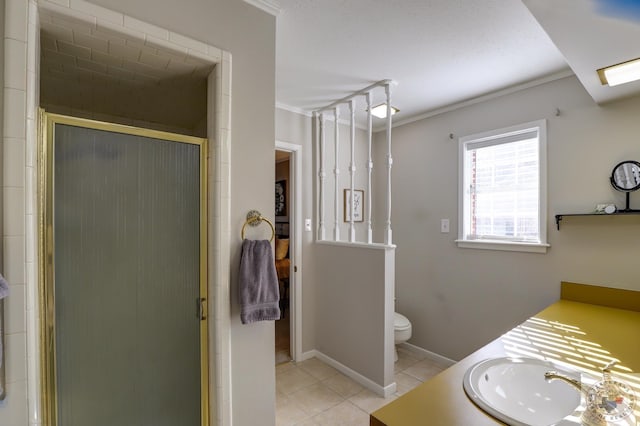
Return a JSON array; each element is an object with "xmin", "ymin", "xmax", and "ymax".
[
  {"xmin": 370, "ymin": 103, "xmax": 399, "ymax": 119},
  {"xmin": 598, "ymin": 57, "xmax": 640, "ymax": 87}
]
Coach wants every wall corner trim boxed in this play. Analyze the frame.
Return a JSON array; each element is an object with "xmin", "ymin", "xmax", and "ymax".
[{"xmin": 243, "ymin": 0, "xmax": 280, "ymax": 16}]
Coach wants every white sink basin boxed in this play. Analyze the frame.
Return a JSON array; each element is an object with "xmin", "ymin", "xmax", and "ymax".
[{"xmin": 463, "ymin": 357, "xmax": 582, "ymax": 426}]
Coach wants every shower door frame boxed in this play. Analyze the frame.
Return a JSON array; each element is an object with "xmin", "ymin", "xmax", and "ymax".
[{"xmin": 38, "ymin": 111, "xmax": 210, "ymax": 426}]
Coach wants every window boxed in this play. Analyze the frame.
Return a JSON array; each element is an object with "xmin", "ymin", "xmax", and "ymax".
[{"xmin": 457, "ymin": 120, "xmax": 549, "ymax": 253}]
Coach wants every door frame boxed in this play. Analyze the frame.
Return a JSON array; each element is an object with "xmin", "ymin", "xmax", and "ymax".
[
  {"xmin": 275, "ymin": 141, "xmax": 302, "ymax": 361},
  {"xmin": 39, "ymin": 111, "xmax": 210, "ymax": 426}
]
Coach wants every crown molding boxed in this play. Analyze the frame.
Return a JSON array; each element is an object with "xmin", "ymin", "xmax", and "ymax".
[
  {"xmin": 243, "ymin": 0, "xmax": 280, "ymax": 16},
  {"xmin": 276, "ymin": 103, "xmax": 369, "ymax": 131},
  {"xmin": 388, "ymin": 69, "xmax": 575, "ymax": 131},
  {"xmin": 276, "ymin": 102, "xmax": 312, "ymax": 117}
]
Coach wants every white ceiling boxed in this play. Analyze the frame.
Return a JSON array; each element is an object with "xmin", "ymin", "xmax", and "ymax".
[
  {"xmin": 273, "ymin": 0, "xmax": 640, "ymax": 126},
  {"xmin": 37, "ymin": 0, "xmax": 640, "ymax": 131},
  {"xmin": 523, "ymin": 0, "xmax": 640, "ymax": 105}
]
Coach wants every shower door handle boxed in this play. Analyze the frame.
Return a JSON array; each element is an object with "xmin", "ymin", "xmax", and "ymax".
[{"xmin": 197, "ymin": 297, "xmax": 207, "ymax": 320}]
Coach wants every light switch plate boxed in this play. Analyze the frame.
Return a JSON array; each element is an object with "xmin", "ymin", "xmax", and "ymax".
[
  {"xmin": 305, "ymin": 218, "xmax": 312, "ymax": 231},
  {"xmin": 441, "ymin": 219, "xmax": 450, "ymax": 233}
]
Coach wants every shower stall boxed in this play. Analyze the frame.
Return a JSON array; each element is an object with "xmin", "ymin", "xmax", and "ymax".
[{"xmin": 40, "ymin": 113, "xmax": 209, "ymax": 426}]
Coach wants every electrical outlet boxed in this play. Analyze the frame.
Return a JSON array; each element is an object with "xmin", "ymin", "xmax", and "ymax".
[
  {"xmin": 441, "ymin": 219, "xmax": 450, "ymax": 233},
  {"xmin": 305, "ymin": 218, "xmax": 312, "ymax": 231}
]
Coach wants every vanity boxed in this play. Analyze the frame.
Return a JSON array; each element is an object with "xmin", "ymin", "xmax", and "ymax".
[{"xmin": 370, "ymin": 282, "xmax": 640, "ymax": 425}]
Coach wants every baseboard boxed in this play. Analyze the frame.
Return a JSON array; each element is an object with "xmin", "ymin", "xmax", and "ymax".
[
  {"xmin": 300, "ymin": 349, "xmax": 318, "ymax": 362},
  {"xmin": 399, "ymin": 342, "xmax": 457, "ymax": 367},
  {"xmin": 304, "ymin": 350, "xmax": 396, "ymax": 398}
]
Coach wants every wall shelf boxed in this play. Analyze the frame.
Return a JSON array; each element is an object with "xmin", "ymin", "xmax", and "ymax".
[{"xmin": 555, "ymin": 211, "xmax": 640, "ymax": 230}]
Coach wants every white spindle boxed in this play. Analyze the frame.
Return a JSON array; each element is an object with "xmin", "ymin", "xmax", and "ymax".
[
  {"xmin": 349, "ymin": 99, "xmax": 356, "ymax": 243},
  {"xmin": 333, "ymin": 107, "xmax": 340, "ymax": 241},
  {"xmin": 317, "ymin": 112, "xmax": 326, "ymax": 240},
  {"xmin": 385, "ymin": 83, "xmax": 393, "ymax": 245},
  {"xmin": 366, "ymin": 92, "xmax": 373, "ymax": 244},
  {"xmin": 313, "ymin": 80, "xmax": 395, "ymax": 246}
]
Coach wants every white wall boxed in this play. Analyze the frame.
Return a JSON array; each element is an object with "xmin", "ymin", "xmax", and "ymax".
[
  {"xmin": 387, "ymin": 75, "xmax": 640, "ymax": 361},
  {"xmin": 0, "ymin": 0, "xmax": 276, "ymax": 425}
]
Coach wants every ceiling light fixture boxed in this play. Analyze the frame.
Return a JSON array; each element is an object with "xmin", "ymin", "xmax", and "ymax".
[
  {"xmin": 369, "ymin": 103, "xmax": 399, "ymax": 119},
  {"xmin": 597, "ymin": 57, "xmax": 640, "ymax": 87}
]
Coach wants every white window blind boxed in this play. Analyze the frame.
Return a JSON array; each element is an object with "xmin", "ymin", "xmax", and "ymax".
[{"xmin": 458, "ymin": 121, "xmax": 548, "ymax": 253}]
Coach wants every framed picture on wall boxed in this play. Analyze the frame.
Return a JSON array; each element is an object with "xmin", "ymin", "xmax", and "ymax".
[
  {"xmin": 344, "ymin": 189, "xmax": 364, "ymax": 222},
  {"xmin": 275, "ymin": 180, "xmax": 287, "ymax": 221}
]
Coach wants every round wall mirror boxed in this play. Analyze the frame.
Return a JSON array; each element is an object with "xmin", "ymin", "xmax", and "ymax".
[
  {"xmin": 611, "ymin": 160, "xmax": 640, "ymax": 192},
  {"xmin": 610, "ymin": 160, "xmax": 640, "ymax": 212}
]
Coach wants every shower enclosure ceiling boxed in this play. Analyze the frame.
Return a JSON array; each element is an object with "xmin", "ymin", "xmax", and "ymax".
[{"xmin": 39, "ymin": 9, "xmax": 212, "ymax": 136}]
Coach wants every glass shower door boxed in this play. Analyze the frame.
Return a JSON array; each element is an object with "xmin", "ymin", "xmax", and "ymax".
[{"xmin": 47, "ymin": 116, "xmax": 207, "ymax": 426}]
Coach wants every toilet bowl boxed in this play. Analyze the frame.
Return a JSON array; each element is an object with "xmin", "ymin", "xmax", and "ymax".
[{"xmin": 394, "ymin": 312, "xmax": 412, "ymax": 362}]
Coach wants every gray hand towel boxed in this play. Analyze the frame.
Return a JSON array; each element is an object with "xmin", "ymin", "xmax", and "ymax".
[
  {"xmin": 0, "ymin": 273, "xmax": 8, "ymax": 300},
  {"xmin": 239, "ymin": 239, "xmax": 281, "ymax": 324}
]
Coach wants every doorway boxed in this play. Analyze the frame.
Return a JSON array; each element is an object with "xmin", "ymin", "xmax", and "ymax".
[
  {"xmin": 275, "ymin": 150, "xmax": 292, "ymax": 364},
  {"xmin": 41, "ymin": 113, "xmax": 209, "ymax": 426},
  {"xmin": 274, "ymin": 142, "xmax": 303, "ymax": 364}
]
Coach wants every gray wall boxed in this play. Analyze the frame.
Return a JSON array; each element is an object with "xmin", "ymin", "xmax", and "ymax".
[
  {"xmin": 314, "ymin": 243, "xmax": 394, "ymax": 389},
  {"xmin": 87, "ymin": 1, "xmax": 277, "ymax": 424},
  {"xmin": 386, "ymin": 75, "xmax": 640, "ymax": 361},
  {"xmin": 276, "ymin": 75, "xmax": 640, "ymax": 391},
  {"xmin": 0, "ymin": 0, "xmax": 4, "ymax": 238},
  {"xmin": 0, "ymin": 0, "xmax": 5, "ymax": 407}
]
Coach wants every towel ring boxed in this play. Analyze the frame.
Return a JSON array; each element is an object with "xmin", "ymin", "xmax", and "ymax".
[{"xmin": 241, "ymin": 210, "xmax": 275, "ymax": 242}]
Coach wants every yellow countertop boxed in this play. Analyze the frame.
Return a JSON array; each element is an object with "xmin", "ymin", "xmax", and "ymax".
[{"xmin": 371, "ymin": 291, "xmax": 640, "ymax": 426}]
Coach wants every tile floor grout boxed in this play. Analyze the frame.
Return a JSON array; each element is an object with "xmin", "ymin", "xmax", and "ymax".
[{"xmin": 275, "ymin": 347, "xmax": 448, "ymax": 425}]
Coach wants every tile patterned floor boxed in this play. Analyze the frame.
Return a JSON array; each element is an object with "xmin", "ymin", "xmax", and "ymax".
[{"xmin": 276, "ymin": 347, "xmax": 448, "ymax": 425}]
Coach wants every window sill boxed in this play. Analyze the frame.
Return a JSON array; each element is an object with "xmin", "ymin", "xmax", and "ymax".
[{"xmin": 455, "ymin": 239, "xmax": 550, "ymax": 253}]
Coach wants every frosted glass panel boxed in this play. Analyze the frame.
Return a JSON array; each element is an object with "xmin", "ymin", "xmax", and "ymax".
[{"xmin": 54, "ymin": 124, "xmax": 201, "ymax": 426}]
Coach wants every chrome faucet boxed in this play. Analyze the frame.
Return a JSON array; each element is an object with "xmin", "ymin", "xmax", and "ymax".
[
  {"xmin": 544, "ymin": 359, "xmax": 618, "ymax": 395},
  {"xmin": 544, "ymin": 359, "xmax": 618, "ymax": 396},
  {"xmin": 544, "ymin": 370, "xmax": 586, "ymax": 393}
]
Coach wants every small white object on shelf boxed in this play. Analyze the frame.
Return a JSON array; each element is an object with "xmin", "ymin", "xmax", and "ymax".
[{"xmin": 595, "ymin": 203, "xmax": 617, "ymax": 214}]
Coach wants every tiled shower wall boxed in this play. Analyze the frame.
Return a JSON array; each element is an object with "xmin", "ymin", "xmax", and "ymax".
[
  {"xmin": 0, "ymin": 0, "xmax": 232, "ymax": 425},
  {"xmin": 1, "ymin": 0, "xmax": 32, "ymax": 424}
]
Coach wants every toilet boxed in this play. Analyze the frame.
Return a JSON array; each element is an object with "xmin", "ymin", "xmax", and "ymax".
[{"xmin": 394, "ymin": 312, "xmax": 412, "ymax": 362}]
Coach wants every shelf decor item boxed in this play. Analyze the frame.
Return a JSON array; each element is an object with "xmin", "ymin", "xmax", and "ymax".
[
  {"xmin": 610, "ymin": 160, "xmax": 640, "ymax": 212},
  {"xmin": 344, "ymin": 189, "xmax": 364, "ymax": 222}
]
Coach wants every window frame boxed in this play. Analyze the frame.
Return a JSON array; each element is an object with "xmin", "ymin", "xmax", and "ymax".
[{"xmin": 456, "ymin": 120, "xmax": 549, "ymax": 253}]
